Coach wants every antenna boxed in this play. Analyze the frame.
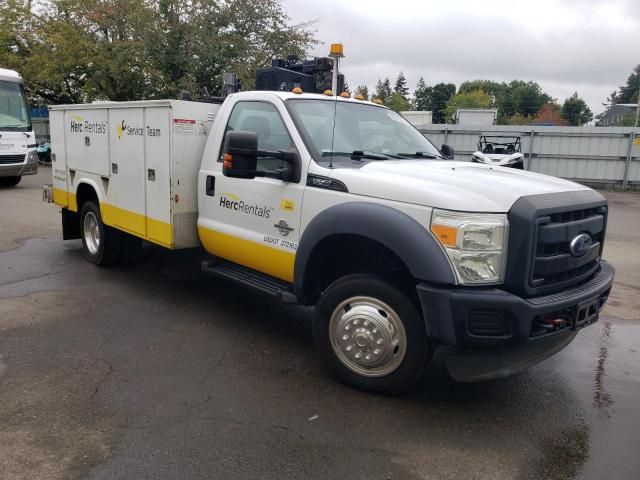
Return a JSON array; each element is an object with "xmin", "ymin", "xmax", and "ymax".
[{"xmin": 329, "ymin": 97, "xmax": 338, "ymax": 168}]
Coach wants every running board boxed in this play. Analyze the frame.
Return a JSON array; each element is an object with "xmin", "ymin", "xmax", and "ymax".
[{"xmin": 201, "ymin": 260, "xmax": 298, "ymax": 303}]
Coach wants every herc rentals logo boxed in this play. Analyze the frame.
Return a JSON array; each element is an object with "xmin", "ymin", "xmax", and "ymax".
[
  {"xmin": 70, "ymin": 115, "xmax": 106, "ymax": 135},
  {"xmin": 219, "ymin": 193, "xmax": 273, "ymax": 218}
]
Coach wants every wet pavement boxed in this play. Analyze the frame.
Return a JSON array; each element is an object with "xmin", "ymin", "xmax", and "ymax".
[{"xmin": 1, "ymin": 172, "xmax": 639, "ymax": 479}]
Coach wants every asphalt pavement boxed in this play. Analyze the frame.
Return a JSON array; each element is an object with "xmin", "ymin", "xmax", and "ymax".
[{"xmin": 1, "ymin": 169, "xmax": 639, "ymax": 480}]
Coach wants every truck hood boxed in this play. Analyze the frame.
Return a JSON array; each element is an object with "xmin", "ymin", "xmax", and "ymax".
[
  {"xmin": 329, "ymin": 160, "xmax": 589, "ymax": 212},
  {"xmin": 0, "ymin": 131, "xmax": 32, "ymax": 154}
]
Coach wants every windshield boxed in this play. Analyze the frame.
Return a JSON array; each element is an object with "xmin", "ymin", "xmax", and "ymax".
[
  {"xmin": 287, "ymin": 99, "xmax": 443, "ymax": 163},
  {"xmin": 0, "ymin": 80, "xmax": 32, "ymax": 131}
]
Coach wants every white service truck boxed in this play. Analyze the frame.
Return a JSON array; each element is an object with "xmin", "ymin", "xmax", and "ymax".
[
  {"xmin": 0, "ymin": 68, "xmax": 38, "ymax": 186},
  {"xmin": 44, "ymin": 91, "xmax": 614, "ymax": 393}
]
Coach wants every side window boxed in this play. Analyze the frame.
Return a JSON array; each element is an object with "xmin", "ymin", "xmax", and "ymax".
[{"xmin": 219, "ymin": 101, "xmax": 295, "ymax": 172}]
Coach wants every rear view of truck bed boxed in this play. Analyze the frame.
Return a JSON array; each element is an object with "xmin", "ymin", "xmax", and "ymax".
[{"xmin": 49, "ymin": 100, "xmax": 218, "ymax": 249}]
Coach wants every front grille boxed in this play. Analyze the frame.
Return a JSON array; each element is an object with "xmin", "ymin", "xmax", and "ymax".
[
  {"xmin": 531, "ymin": 206, "xmax": 606, "ymax": 290},
  {"xmin": 0, "ymin": 154, "xmax": 25, "ymax": 164}
]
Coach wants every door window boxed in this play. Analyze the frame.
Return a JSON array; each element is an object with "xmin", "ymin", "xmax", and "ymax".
[{"xmin": 220, "ymin": 101, "xmax": 294, "ymax": 173}]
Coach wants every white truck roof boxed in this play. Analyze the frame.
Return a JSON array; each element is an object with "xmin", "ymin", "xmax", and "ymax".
[
  {"xmin": 0, "ymin": 67, "xmax": 23, "ymax": 83},
  {"xmin": 229, "ymin": 90, "xmax": 386, "ymax": 106}
]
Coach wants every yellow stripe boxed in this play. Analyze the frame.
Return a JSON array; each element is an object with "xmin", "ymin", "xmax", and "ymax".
[
  {"xmin": 198, "ymin": 226, "xmax": 295, "ymax": 283},
  {"xmin": 53, "ymin": 188, "xmax": 67, "ymax": 208},
  {"xmin": 53, "ymin": 188, "xmax": 78, "ymax": 212},
  {"xmin": 55, "ymin": 189, "xmax": 173, "ymax": 249},
  {"xmin": 101, "ymin": 203, "xmax": 173, "ymax": 249}
]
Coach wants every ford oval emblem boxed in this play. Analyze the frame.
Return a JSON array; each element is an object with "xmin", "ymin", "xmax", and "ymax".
[{"xmin": 569, "ymin": 233, "xmax": 593, "ymax": 257}]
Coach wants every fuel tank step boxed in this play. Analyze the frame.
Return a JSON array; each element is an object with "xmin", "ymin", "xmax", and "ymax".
[{"xmin": 201, "ymin": 260, "xmax": 298, "ymax": 303}]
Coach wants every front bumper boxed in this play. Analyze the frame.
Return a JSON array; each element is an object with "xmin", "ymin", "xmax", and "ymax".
[
  {"xmin": 417, "ymin": 261, "xmax": 614, "ymax": 381},
  {"xmin": 0, "ymin": 152, "xmax": 38, "ymax": 177}
]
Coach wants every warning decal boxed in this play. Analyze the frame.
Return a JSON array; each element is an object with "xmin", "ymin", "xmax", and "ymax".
[{"xmin": 174, "ymin": 118, "xmax": 196, "ymax": 135}]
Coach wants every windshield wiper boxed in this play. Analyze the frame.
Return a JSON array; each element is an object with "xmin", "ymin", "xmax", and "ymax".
[
  {"xmin": 322, "ymin": 150, "xmax": 390, "ymax": 160},
  {"xmin": 396, "ymin": 152, "xmax": 444, "ymax": 159}
]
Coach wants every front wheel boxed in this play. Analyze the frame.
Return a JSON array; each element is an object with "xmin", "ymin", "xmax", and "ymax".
[{"xmin": 313, "ymin": 274, "xmax": 429, "ymax": 394}]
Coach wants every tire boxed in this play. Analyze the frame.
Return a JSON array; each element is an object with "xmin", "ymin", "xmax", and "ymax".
[
  {"xmin": 0, "ymin": 176, "xmax": 21, "ymax": 187},
  {"xmin": 79, "ymin": 201, "xmax": 121, "ymax": 266},
  {"xmin": 313, "ymin": 274, "xmax": 429, "ymax": 394}
]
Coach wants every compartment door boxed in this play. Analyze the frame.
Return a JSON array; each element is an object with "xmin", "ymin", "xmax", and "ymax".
[
  {"xmin": 144, "ymin": 107, "xmax": 173, "ymax": 248},
  {"xmin": 106, "ymin": 108, "xmax": 146, "ymax": 237}
]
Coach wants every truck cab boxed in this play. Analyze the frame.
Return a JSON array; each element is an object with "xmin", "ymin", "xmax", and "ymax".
[
  {"xmin": 0, "ymin": 68, "xmax": 38, "ymax": 186},
  {"xmin": 46, "ymin": 90, "xmax": 614, "ymax": 394}
]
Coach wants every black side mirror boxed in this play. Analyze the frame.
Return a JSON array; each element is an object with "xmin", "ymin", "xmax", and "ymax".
[
  {"xmin": 222, "ymin": 130, "xmax": 301, "ymax": 182},
  {"xmin": 223, "ymin": 131, "xmax": 259, "ymax": 179},
  {"xmin": 441, "ymin": 144, "xmax": 454, "ymax": 159}
]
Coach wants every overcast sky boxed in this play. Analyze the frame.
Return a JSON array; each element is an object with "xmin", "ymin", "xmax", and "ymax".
[{"xmin": 283, "ymin": 0, "xmax": 639, "ymax": 115}]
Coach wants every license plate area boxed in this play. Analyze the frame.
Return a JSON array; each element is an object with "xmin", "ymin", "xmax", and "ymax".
[{"xmin": 573, "ymin": 298, "xmax": 599, "ymax": 330}]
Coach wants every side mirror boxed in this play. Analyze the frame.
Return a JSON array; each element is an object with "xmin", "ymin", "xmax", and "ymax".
[
  {"xmin": 222, "ymin": 130, "xmax": 301, "ymax": 182},
  {"xmin": 441, "ymin": 144, "xmax": 454, "ymax": 159},
  {"xmin": 223, "ymin": 131, "xmax": 259, "ymax": 179}
]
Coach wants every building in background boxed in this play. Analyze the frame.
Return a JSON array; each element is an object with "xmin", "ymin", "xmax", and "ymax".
[
  {"xmin": 455, "ymin": 108, "xmax": 497, "ymax": 125},
  {"xmin": 597, "ymin": 104, "xmax": 637, "ymax": 126},
  {"xmin": 400, "ymin": 111, "xmax": 432, "ymax": 128}
]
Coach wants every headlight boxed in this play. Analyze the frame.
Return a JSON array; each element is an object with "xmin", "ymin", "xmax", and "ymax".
[
  {"xmin": 27, "ymin": 150, "xmax": 38, "ymax": 163},
  {"xmin": 430, "ymin": 209, "xmax": 508, "ymax": 285}
]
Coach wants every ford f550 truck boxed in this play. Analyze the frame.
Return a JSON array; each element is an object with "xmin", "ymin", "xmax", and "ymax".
[
  {"xmin": 44, "ymin": 90, "xmax": 614, "ymax": 393},
  {"xmin": 0, "ymin": 68, "xmax": 38, "ymax": 186}
]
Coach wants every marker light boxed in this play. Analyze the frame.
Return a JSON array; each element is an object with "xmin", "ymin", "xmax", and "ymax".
[
  {"xmin": 373, "ymin": 98, "xmax": 383, "ymax": 105},
  {"xmin": 329, "ymin": 43, "xmax": 344, "ymax": 57},
  {"xmin": 292, "ymin": 87, "xmax": 303, "ymax": 94},
  {"xmin": 340, "ymin": 92, "xmax": 350, "ymax": 98},
  {"xmin": 323, "ymin": 90, "xmax": 333, "ymax": 96},
  {"xmin": 354, "ymin": 94, "xmax": 365, "ymax": 101}
]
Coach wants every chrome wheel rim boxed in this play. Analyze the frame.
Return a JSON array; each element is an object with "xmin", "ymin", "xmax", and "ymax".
[
  {"xmin": 83, "ymin": 211, "xmax": 100, "ymax": 255},
  {"xmin": 329, "ymin": 296, "xmax": 407, "ymax": 377}
]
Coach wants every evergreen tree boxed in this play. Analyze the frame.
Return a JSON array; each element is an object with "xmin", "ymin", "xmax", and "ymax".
[
  {"xmin": 354, "ymin": 85, "xmax": 369, "ymax": 100},
  {"xmin": 394, "ymin": 71, "xmax": 409, "ymax": 98},
  {"xmin": 413, "ymin": 77, "xmax": 430, "ymax": 111},
  {"xmin": 374, "ymin": 77, "xmax": 392, "ymax": 102}
]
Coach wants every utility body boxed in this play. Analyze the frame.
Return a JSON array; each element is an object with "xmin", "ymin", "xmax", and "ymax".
[
  {"xmin": 45, "ymin": 91, "xmax": 615, "ymax": 393},
  {"xmin": 0, "ymin": 68, "xmax": 38, "ymax": 186}
]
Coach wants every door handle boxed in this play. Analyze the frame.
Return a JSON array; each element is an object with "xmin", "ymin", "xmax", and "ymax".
[{"xmin": 206, "ymin": 175, "xmax": 215, "ymax": 196}]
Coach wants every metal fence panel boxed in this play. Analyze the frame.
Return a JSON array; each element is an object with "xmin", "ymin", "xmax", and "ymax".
[{"xmin": 419, "ymin": 124, "xmax": 640, "ymax": 189}]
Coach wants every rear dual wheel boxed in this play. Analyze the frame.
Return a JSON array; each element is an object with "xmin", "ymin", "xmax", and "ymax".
[
  {"xmin": 80, "ymin": 201, "xmax": 121, "ymax": 266},
  {"xmin": 80, "ymin": 201, "xmax": 143, "ymax": 265},
  {"xmin": 313, "ymin": 274, "xmax": 429, "ymax": 394}
]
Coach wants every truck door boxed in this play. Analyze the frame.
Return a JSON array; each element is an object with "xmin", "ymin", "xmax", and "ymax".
[{"xmin": 199, "ymin": 99, "xmax": 305, "ymax": 283}]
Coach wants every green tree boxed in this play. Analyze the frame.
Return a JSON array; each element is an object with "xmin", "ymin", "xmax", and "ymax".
[
  {"xmin": 394, "ymin": 71, "xmax": 409, "ymax": 98},
  {"xmin": 412, "ymin": 77, "xmax": 430, "ymax": 111},
  {"xmin": 509, "ymin": 80, "xmax": 552, "ymax": 117},
  {"xmin": 561, "ymin": 92, "xmax": 593, "ymax": 126},
  {"xmin": 616, "ymin": 64, "xmax": 640, "ymax": 103},
  {"xmin": 444, "ymin": 90, "xmax": 492, "ymax": 122},
  {"xmin": 430, "ymin": 83, "xmax": 456, "ymax": 123},
  {"xmin": 374, "ymin": 77, "xmax": 392, "ymax": 102},
  {"xmin": 385, "ymin": 92, "xmax": 410, "ymax": 112},
  {"xmin": 0, "ymin": 0, "xmax": 318, "ymax": 103},
  {"xmin": 354, "ymin": 85, "xmax": 369, "ymax": 100}
]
